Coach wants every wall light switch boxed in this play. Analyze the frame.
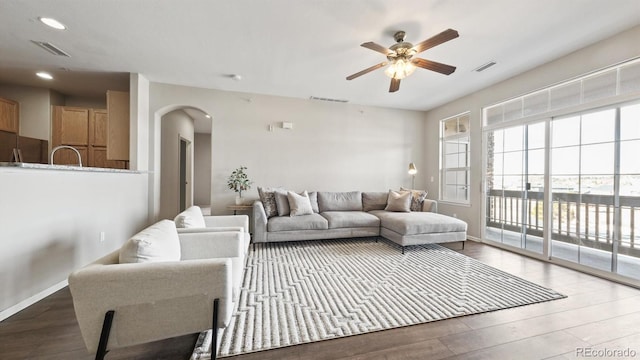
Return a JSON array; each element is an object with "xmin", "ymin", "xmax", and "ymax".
[
  {"xmin": 430, "ymin": 176, "xmax": 434, "ymax": 182},
  {"xmin": 99, "ymin": 232, "xmax": 106, "ymax": 242},
  {"xmin": 282, "ymin": 122, "xmax": 293, "ymax": 129}
]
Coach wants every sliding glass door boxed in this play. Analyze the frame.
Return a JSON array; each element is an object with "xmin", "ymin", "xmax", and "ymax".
[
  {"xmin": 550, "ymin": 104, "xmax": 640, "ymax": 278},
  {"xmin": 484, "ymin": 121, "xmax": 545, "ymax": 254}
]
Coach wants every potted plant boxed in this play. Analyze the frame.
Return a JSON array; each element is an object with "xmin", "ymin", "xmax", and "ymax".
[{"xmin": 227, "ymin": 166, "xmax": 253, "ymax": 204}]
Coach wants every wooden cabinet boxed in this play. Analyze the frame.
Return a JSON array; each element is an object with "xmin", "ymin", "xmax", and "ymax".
[
  {"xmin": 0, "ymin": 97, "xmax": 20, "ymax": 134},
  {"xmin": 107, "ymin": 90, "xmax": 130, "ymax": 161},
  {"xmin": 51, "ymin": 106, "xmax": 127, "ymax": 169}
]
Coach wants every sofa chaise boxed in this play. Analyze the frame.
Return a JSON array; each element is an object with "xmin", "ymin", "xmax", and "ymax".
[{"xmin": 253, "ymin": 189, "xmax": 467, "ymax": 253}]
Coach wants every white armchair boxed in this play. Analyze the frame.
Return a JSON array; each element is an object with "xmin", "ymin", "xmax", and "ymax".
[
  {"xmin": 174, "ymin": 205, "xmax": 251, "ymax": 254},
  {"xmin": 68, "ymin": 220, "xmax": 243, "ymax": 360}
]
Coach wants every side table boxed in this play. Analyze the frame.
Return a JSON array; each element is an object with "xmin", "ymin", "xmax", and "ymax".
[{"xmin": 227, "ymin": 204, "xmax": 252, "ymax": 215}]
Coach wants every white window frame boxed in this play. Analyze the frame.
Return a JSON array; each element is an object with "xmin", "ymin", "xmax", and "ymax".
[{"xmin": 440, "ymin": 112, "xmax": 471, "ymax": 205}]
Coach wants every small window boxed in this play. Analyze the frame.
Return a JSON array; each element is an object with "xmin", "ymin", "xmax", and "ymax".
[{"xmin": 440, "ymin": 112, "xmax": 470, "ymax": 204}]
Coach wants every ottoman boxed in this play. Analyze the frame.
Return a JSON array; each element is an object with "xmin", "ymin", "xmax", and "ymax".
[{"xmin": 369, "ymin": 210, "xmax": 468, "ymax": 253}]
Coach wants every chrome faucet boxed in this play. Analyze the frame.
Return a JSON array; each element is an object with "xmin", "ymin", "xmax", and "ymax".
[{"xmin": 50, "ymin": 145, "xmax": 83, "ymax": 167}]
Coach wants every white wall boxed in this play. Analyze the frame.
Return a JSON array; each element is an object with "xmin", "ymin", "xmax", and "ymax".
[
  {"xmin": 194, "ymin": 132, "xmax": 212, "ymax": 206},
  {"xmin": 424, "ymin": 24, "xmax": 640, "ymax": 239},
  {"xmin": 149, "ymin": 84, "xmax": 426, "ymax": 216},
  {"xmin": 0, "ymin": 168, "xmax": 149, "ymax": 320},
  {"xmin": 160, "ymin": 110, "xmax": 195, "ymax": 220}
]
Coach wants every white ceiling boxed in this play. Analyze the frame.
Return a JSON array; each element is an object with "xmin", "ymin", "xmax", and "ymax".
[{"xmin": 1, "ymin": 0, "xmax": 640, "ymax": 111}]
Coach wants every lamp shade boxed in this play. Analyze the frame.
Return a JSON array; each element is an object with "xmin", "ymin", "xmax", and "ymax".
[{"xmin": 408, "ymin": 162, "xmax": 417, "ymax": 175}]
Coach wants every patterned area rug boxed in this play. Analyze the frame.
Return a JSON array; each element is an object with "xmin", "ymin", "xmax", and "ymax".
[{"xmin": 191, "ymin": 238, "xmax": 566, "ymax": 359}]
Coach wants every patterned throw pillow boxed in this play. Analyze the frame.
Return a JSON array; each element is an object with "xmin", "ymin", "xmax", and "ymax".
[
  {"xmin": 258, "ymin": 187, "xmax": 279, "ymax": 218},
  {"xmin": 400, "ymin": 187, "xmax": 428, "ymax": 212}
]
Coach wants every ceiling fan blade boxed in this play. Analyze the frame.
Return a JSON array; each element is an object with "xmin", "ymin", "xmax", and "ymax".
[
  {"xmin": 361, "ymin": 42, "xmax": 394, "ymax": 56},
  {"xmin": 412, "ymin": 58, "xmax": 457, "ymax": 75},
  {"xmin": 346, "ymin": 62, "xmax": 387, "ymax": 80},
  {"xmin": 389, "ymin": 78, "xmax": 400, "ymax": 93},
  {"xmin": 412, "ymin": 28, "xmax": 459, "ymax": 54}
]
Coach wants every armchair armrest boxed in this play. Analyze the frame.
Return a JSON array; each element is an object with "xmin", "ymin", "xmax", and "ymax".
[
  {"xmin": 178, "ymin": 231, "xmax": 243, "ymax": 260},
  {"xmin": 68, "ymin": 257, "xmax": 233, "ymax": 352},
  {"xmin": 177, "ymin": 226, "xmax": 244, "ymax": 234},
  {"xmin": 203, "ymin": 215, "xmax": 249, "ymax": 232}
]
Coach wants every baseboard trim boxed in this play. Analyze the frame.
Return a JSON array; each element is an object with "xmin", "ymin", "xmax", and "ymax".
[{"xmin": 0, "ymin": 280, "xmax": 68, "ymax": 322}]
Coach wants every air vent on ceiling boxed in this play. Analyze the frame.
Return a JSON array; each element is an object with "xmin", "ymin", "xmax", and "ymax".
[
  {"xmin": 474, "ymin": 61, "xmax": 497, "ymax": 72},
  {"xmin": 31, "ymin": 40, "xmax": 70, "ymax": 57},
  {"xmin": 309, "ymin": 96, "xmax": 349, "ymax": 103}
]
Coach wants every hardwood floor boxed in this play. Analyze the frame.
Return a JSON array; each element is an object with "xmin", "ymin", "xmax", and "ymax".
[{"xmin": 2, "ymin": 241, "xmax": 640, "ymax": 360}]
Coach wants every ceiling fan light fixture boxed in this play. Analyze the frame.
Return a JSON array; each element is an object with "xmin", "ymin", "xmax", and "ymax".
[{"xmin": 385, "ymin": 59, "xmax": 416, "ymax": 80}]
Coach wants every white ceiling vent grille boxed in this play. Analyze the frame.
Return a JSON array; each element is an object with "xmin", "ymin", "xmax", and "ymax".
[
  {"xmin": 31, "ymin": 40, "xmax": 71, "ymax": 57},
  {"xmin": 474, "ymin": 61, "xmax": 497, "ymax": 72},
  {"xmin": 309, "ymin": 96, "xmax": 349, "ymax": 103}
]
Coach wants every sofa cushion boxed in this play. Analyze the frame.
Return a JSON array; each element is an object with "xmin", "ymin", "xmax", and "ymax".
[
  {"xmin": 119, "ymin": 219, "xmax": 181, "ymax": 263},
  {"xmin": 320, "ymin": 211, "xmax": 380, "ymax": 229},
  {"xmin": 362, "ymin": 192, "xmax": 388, "ymax": 212},
  {"xmin": 268, "ymin": 214, "xmax": 329, "ymax": 232},
  {"xmin": 174, "ymin": 206, "xmax": 206, "ymax": 228},
  {"xmin": 318, "ymin": 191, "xmax": 363, "ymax": 212},
  {"xmin": 384, "ymin": 190, "xmax": 411, "ymax": 212},
  {"xmin": 288, "ymin": 190, "xmax": 314, "ymax": 216},
  {"xmin": 258, "ymin": 187, "xmax": 281, "ymax": 218},
  {"xmin": 371, "ymin": 211, "xmax": 467, "ymax": 236},
  {"xmin": 400, "ymin": 187, "xmax": 429, "ymax": 212},
  {"xmin": 308, "ymin": 191, "xmax": 320, "ymax": 213},
  {"xmin": 274, "ymin": 189, "xmax": 292, "ymax": 217}
]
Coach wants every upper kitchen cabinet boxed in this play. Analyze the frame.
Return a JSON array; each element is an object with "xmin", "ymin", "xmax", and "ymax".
[
  {"xmin": 51, "ymin": 105, "xmax": 127, "ymax": 168},
  {"xmin": 107, "ymin": 90, "xmax": 130, "ymax": 161},
  {"xmin": 0, "ymin": 96, "xmax": 19, "ymax": 133},
  {"xmin": 52, "ymin": 106, "xmax": 90, "ymax": 146}
]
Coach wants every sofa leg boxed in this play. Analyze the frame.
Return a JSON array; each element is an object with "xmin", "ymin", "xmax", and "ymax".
[
  {"xmin": 212, "ymin": 298, "xmax": 219, "ymax": 360},
  {"xmin": 95, "ymin": 310, "xmax": 115, "ymax": 360},
  {"xmin": 462, "ymin": 241, "xmax": 465, "ymax": 250},
  {"xmin": 402, "ymin": 246, "xmax": 405, "ymax": 255}
]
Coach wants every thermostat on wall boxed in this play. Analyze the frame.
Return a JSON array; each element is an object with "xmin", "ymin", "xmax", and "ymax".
[{"xmin": 282, "ymin": 122, "xmax": 293, "ymax": 129}]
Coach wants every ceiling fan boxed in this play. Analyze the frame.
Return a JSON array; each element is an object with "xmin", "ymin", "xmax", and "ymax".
[{"xmin": 346, "ymin": 29, "xmax": 459, "ymax": 93}]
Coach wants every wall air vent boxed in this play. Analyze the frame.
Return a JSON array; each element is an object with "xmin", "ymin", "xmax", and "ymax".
[
  {"xmin": 309, "ymin": 96, "xmax": 349, "ymax": 103},
  {"xmin": 31, "ymin": 40, "xmax": 71, "ymax": 57},
  {"xmin": 474, "ymin": 61, "xmax": 497, "ymax": 72}
]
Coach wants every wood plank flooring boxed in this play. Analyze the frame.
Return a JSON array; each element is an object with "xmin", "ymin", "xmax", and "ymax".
[{"xmin": 2, "ymin": 241, "xmax": 640, "ymax": 360}]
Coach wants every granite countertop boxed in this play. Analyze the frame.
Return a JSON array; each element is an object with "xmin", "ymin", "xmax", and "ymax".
[{"xmin": 0, "ymin": 162, "xmax": 141, "ymax": 173}]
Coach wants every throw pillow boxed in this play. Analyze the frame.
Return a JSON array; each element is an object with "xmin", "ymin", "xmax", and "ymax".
[
  {"xmin": 258, "ymin": 187, "xmax": 280, "ymax": 218},
  {"xmin": 288, "ymin": 190, "xmax": 314, "ymax": 216},
  {"xmin": 174, "ymin": 206, "xmax": 206, "ymax": 228},
  {"xmin": 384, "ymin": 190, "xmax": 412, "ymax": 212},
  {"xmin": 119, "ymin": 219, "xmax": 181, "ymax": 263},
  {"xmin": 400, "ymin": 187, "xmax": 429, "ymax": 212}
]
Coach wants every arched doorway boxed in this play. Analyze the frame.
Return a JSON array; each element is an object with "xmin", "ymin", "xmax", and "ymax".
[{"xmin": 151, "ymin": 105, "xmax": 212, "ymax": 220}]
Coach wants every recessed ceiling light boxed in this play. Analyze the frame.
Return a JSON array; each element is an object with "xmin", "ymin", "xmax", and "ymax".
[
  {"xmin": 38, "ymin": 17, "xmax": 66, "ymax": 30},
  {"xmin": 36, "ymin": 72, "xmax": 53, "ymax": 80}
]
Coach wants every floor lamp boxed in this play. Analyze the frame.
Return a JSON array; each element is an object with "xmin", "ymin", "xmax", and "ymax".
[{"xmin": 408, "ymin": 162, "xmax": 417, "ymax": 189}]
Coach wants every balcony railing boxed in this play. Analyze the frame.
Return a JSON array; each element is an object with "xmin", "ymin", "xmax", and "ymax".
[{"xmin": 486, "ymin": 189, "xmax": 640, "ymax": 258}]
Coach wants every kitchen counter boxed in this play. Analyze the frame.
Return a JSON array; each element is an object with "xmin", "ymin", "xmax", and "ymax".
[{"xmin": 0, "ymin": 162, "xmax": 141, "ymax": 173}]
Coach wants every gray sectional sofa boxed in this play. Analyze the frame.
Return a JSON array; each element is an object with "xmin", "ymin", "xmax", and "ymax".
[{"xmin": 252, "ymin": 190, "xmax": 467, "ymax": 253}]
